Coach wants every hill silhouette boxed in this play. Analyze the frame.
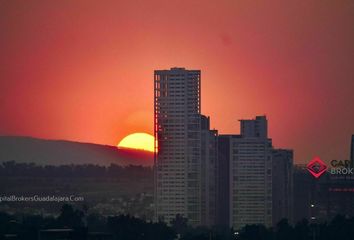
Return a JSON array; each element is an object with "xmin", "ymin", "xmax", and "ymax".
[{"xmin": 0, "ymin": 136, "xmax": 153, "ymax": 166}]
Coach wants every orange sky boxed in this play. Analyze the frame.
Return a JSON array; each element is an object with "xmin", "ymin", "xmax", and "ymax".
[{"xmin": 1, "ymin": 0, "xmax": 354, "ymax": 163}]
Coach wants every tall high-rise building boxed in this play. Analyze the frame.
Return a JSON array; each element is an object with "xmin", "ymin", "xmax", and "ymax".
[
  {"xmin": 154, "ymin": 67, "xmax": 217, "ymax": 226},
  {"xmin": 200, "ymin": 115, "xmax": 218, "ymax": 226},
  {"xmin": 217, "ymin": 135, "xmax": 232, "ymax": 227},
  {"xmin": 272, "ymin": 149, "xmax": 293, "ymax": 226},
  {"xmin": 293, "ymin": 165, "xmax": 313, "ymax": 224},
  {"xmin": 218, "ymin": 116, "xmax": 273, "ymax": 229}
]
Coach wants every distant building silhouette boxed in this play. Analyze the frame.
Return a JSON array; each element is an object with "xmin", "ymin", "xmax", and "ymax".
[
  {"xmin": 315, "ymin": 175, "xmax": 354, "ymax": 222},
  {"xmin": 293, "ymin": 165, "xmax": 314, "ymax": 223},
  {"xmin": 272, "ymin": 149, "xmax": 293, "ymax": 225},
  {"xmin": 292, "ymin": 135, "xmax": 354, "ymax": 223},
  {"xmin": 200, "ymin": 115, "xmax": 218, "ymax": 226},
  {"xmin": 293, "ymin": 165, "xmax": 354, "ymax": 223},
  {"xmin": 216, "ymin": 135, "xmax": 231, "ymax": 227},
  {"xmin": 154, "ymin": 68, "xmax": 217, "ymax": 226}
]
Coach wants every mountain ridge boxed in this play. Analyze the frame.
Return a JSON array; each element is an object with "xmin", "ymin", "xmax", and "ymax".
[{"xmin": 0, "ymin": 136, "xmax": 153, "ymax": 166}]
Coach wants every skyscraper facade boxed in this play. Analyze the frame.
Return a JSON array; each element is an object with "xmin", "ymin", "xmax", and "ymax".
[
  {"xmin": 154, "ymin": 67, "xmax": 217, "ymax": 226},
  {"xmin": 272, "ymin": 149, "xmax": 293, "ymax": 226},
  {"xmin": 200, "ymin": 115, "xmax": 218, "ymax": 226},
  {"xmin": 217, "ymin": 135, "xmax": 232, "ymax": 226},
  {"xmin": 219, "ymin": 116, "xmax": 273, "ymax": 229}
]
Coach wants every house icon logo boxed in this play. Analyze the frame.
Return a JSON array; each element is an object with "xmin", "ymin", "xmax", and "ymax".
[{"xmin": 307, "ymin": 156, "xmax": 327, "ymax": 178}]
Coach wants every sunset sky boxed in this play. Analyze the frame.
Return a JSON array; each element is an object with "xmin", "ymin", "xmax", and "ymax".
[{"xmin": 1, "ymin": 0, "xmax": 353, "ymax": 163}]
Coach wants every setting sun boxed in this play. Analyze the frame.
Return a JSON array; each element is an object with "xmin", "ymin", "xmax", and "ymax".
[{"xmin": 118, "ymin": 133, "xmax": 155, "ymax": 152}]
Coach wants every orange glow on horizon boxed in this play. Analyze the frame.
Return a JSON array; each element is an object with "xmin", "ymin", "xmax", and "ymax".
[{"xmin": 118, "ymin": 133, "xmax": 155, "ymax": 153}]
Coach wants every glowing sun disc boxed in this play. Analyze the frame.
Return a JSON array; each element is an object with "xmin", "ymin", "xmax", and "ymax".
[{"xmin": 118, "ymin": 133, "xmax": 155, "ymax": 152}]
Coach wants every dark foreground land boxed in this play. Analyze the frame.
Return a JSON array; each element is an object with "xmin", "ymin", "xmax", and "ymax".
[
  {"xmin": 1, "ymin": 161, "xmax": 354, "ymax": 240},
  {"xmin": 0, "ymin": 205, "xmax": 354, "ymax": 240}
]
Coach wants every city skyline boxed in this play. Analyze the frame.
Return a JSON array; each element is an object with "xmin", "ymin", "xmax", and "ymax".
[
  {"xmin": 0, "ymin": 1, "xmax": 354, "ymax": 239},
  {"xmin": 1, "ymin": 1, "xmax": 354, "ymax": 164},
  {"xmin": 153, "ymin": 68, "xmax": 295, "ymax": 228}
]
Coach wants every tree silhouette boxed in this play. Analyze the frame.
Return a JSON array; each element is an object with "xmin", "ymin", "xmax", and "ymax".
[
  {"xmin": 170, "ymin": 214, "xmax": 189, "ymax": 235},
  {"xmin": 275, "ymin": 219, "xmax": 294, "ymax": 240},
  {"xmin": 239, "ymin": 224, "xmax": 272, "ymax": 240},
  {"xmin": 294, "ymin": 219, "xmax": 310, "ymax": 240},
  {"xmin": 108, "ymin": 215, "xmax": 175, "ymax": 240},
  {"xmin": 57, "ymin": 204, "xmax": 84, "ymax": 228}
]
